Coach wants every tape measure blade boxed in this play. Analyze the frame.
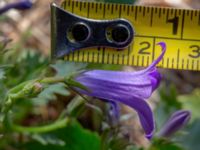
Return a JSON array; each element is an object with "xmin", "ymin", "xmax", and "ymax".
[{"xmin": 60, "ymin": 0, "xmax": 200, "ymax": 71}]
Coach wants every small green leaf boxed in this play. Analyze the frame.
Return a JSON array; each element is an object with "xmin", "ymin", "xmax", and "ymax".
[
  {"xmin": 126, "ymin": 145, "xmax": 140, "ymax": 150},
  {"xmin": 32, "ymin": 134, "xmax": 66, "ymax": 146},
  {"xmin": 32, "ymin": 83, "xmax": 70, "ymax": 105},
  {"xmin": 23, "ymin": 120, "xmax": 101, "ymax": 150},
  {"xmin": 179, "ymin": 119, "xmax": 200, "ymax": 150},
  {"xmin": 159, "ymin": 84, "xmax": 181, "ymax": 110},
  {"xmin": 51, "ymin": 61, "xmax": 86, "ymax": 77},
  {"xmin": 150, "ymin": 138, "xmax": 185, "ymax": 150},
  {"xmin": 178, "ymin": 89, "xmax": 200, "ymax": 121},
  {"xmin": 155, "ymin": 84, "xmax": 182, "ymax": 129},
  {"xmin": 109, "ymin": 137, "xmax": 131, "ymax": 150},
  {"xmin": 66, "ymin": 78, "xmax": 88, "ymax": 91},
  {"xmin": 0, "ymin": 65, "xmax": 13, "ymax": 80},
  {"xmin": 0, "ymin": 69, "xmax": 5, "ymax": 80},
  {"xmin": 101, "ymin": 128, "xmax": 133, "ymax": 150},
  {"xmin": 65, "ymin": 96, "xmax": 86, "ymax": 117},
  {"xmin": 5, "ymin": 50, "xmax": 48, "ymax": 86},
  {"xmin": 0, "ymin": 37, "xmax": 11, "ymax": 51},
  {"xmin": 86, "ymin": 63, "xmax": 122, "ymax": 71}
]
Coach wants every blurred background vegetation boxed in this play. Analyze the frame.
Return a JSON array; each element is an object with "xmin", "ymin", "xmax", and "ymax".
[{"xmin": 0, "ymin": 0, "xmax": 200, "ymax": 150}]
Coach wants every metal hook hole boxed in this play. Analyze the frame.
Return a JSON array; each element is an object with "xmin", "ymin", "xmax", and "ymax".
[
  {"xmin": 67, "ymin": 22, "xmax": 91, "ymax": 43},
  {"xmin": 106, "ymin": 24, "xmax": 130, "ymax": 45}
]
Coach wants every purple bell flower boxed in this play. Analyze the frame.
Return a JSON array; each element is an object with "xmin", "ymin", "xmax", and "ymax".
[
  {"xmin": 74, "ymin": 42, "xmax": 166, "ymax": 139},
  {"xmin": 158, "ymin": 110, "xmax": 191, "ymax": 138},
  {"xmin": 0, "ymin": 0, "xmax": 33, "ymax": 15}
]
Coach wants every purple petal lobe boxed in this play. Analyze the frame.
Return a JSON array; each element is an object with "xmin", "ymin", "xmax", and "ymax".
[
  {"xmin": 158, "ymin": 110, "xmax": 191, "ymax": 138},
  {"xmin": 143, "ymin": 42, "xmax": 166, "ymax": 73},
  {"xmin": 121, "ymin": 97, "xmax": 155, "ymax": 139},
  {"xmin": 14, "ymin": 0, "xmax": 33, "ymax": 9},
  {"xmin": 0, "ymin": 0, "xmax": 33, "ymax": 15}
]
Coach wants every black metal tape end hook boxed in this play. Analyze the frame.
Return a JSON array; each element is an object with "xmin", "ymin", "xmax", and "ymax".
[{"xmin": 51, "ymin": 3, "xmax": 134, "ymax": 59}]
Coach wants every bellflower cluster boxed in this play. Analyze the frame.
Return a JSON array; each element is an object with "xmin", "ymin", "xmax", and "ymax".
[
  {"xmin": 158, "ymin": 110, "xmax": 191, "ymax": 138},
  {"xmin": 74, "ymin": 42, "xmax": 166, "ymax": 139},
  {"xmin": 0, "ymin": 0, "xmax": 33, "ymax": 15}
]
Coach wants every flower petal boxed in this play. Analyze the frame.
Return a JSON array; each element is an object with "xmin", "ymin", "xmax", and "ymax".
[
  {"xmin": 143, "ymin": 42, "xmax": 166, "ymax": 73},
  {"xmin": 0, "ymin": 0, "xmax": 33, "ymax": 15},
  {"xmin": 148, "ymin": 70, "xmax": 162, "ymax": 91},
  {"xmin": 76, "ymin": 72, "xmax": 155, "ymax": 100},
  {"xmin": 75, "ymin": 82, "xmax": 155, "ymax": 138},
  {"xmin": 78, "ymin": 42, "xmax": 166, "ymax": 83},
  {"xmin": 14, "ymin": 0, "xmax": 33, "ymax": 9},
  {"xmin": 117, "ymin": 97, "xmax": 155, "ymax": 139},
  {"xmin": 76, "ymin": 42, "xmax": 166, "ymax": 100}
]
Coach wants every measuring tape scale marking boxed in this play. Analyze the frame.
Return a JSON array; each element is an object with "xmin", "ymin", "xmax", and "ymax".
[{"xmin": 61, "ymin": 0, "xmax": 200, "ymax": 71}]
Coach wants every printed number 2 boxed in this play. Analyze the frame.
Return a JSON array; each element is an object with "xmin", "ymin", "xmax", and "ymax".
[
  {"xmin": 138, "ymin": 41, "xmax": 151, "ymax": 55},
  {"xmin": 188, "ymin": 45, "xmax": 200, "ymax": 58},
  {"xmin": 167, "ymin": 16, "xmax": 179, "ymax": 35}
]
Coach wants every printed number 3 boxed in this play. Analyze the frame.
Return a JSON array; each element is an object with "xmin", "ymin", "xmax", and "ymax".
[{"xmin": 188, "ymin": 45, "xmax": 200, "ymax": 58}]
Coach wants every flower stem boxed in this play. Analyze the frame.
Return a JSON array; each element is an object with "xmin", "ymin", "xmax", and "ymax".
[
  {"xmin": 40, "ymin": 77, "xmax": 65, "ymax": 84},
  {"xmin": 1, "ymin": 75, "xmax": 78, "ymax": 133},
  {"xmin": 10, "ymin": 118, "xmax": 70, "ymax": 133}
]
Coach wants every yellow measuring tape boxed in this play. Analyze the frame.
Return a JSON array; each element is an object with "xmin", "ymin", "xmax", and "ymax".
[{"xmin": 61, "ymin": 0, "xmax": 200, "ymax": 71}]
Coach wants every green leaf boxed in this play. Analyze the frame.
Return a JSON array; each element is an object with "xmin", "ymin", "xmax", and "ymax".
[
  {"xmin": 0, "ymin": 69, "xmax": 5, "ymax": 80},
  {"xmin": 159, "ymin": 84, "xmax": 181, "ymax": 110},
  {"xmin": 23, "ymin": 120, "xmax": 101, "ymax": 150},
  {"xmin": 126, "ymin": 145, "xmax": 140, "ymax": 150},
  {"xmin": 65, "ymin": 96, "xmax": 86, "ymax": 117},
  {"xmin": 51, "ymin": 61, "xmax": 86, "ymax": 77},
  {"xmin": 155, "ymin": 84, "xmax": 182, "ymax": 130},
  {"xmin": 86, "ymin": 63, "xmax": 122, "ymax": 71},
  {"xmin": 178, "ymin": 119, "xmax": 200, "ymax": 150},
  {"xmin": 0, "ymin": 37, "xmax": 11, "ymax": 51},
  {"xmin": 0, "ymin": 65, "xmax": 13, "ymax": 80},
  {"xmin": 149, "ymin": 138, "xmax": 185, "ymax": 150},
  {"xmin": 109, "ymin": 137, "xmax": 131, "ymax": 150},
  {"xmin": 31, "ymin": 134, "xmax": 66, "ymax": 146},
  {"xmin": 178, "ymin": 89, "xmax": 200, "ymax": 121},
  {"xmin": 5, "ymin": 50, "xmax": 48, "ymax": 86},
  {"xmin": 66, "ymin": 78, "xmax": 88, "ymax": 91},
  {"xmin": 32, "ymin": 83, "xmax": 70, "ymax": 105},
  {"xmin": 101, "ymin": 129, "xmax": 133, "ymax": 150}
]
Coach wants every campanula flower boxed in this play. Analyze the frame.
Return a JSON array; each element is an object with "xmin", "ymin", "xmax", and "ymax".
[
  {"xmin": 74, "ymin": 42, "xmax": 166, "ymax": 139},
  {"xmin": 158, "ymin": 110, "xmax": 191, "ymax": 138},
  {"xmin": 0, "ymin": 0, "xmax": 33, "ymax": 15}
]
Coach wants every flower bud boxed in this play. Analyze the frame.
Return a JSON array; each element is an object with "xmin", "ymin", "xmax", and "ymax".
[{"xmin": 158, "ymin": 110, "xmax": 191, "ymax": 138}]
